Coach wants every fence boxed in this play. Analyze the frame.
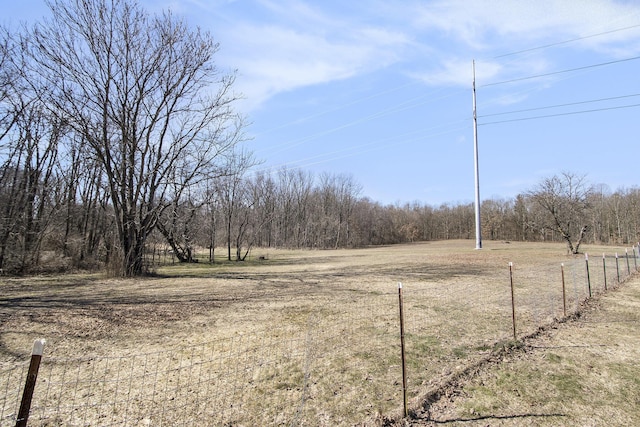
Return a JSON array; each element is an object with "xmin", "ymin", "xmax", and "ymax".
[{"xmin": 1, "ymin": 245, "xmax": 639, "ymax": 426}]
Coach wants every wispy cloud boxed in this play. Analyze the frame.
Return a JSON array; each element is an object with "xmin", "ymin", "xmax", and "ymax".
[
  {"xmin": 169, "ymin": 0, "xmax": 640, "ymax": 109},
  {"xmin": 208, "ymin": 0, "xmax": 411, "ymax": 109},
  {"xmin": 407, "ymin": 0, "xmax": 640, "ymax": 48},
  {"xmin": 393, "ymin": 0, "xmax": 639, "ymax": 82}
]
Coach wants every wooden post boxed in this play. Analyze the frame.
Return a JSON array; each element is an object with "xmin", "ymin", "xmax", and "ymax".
[
  {"xmin": 616, "ymin": 253, "xmax": 620, "ymax": 283},
  {"xmin": 16, "ymin": 339, "xmax": 46, "ymax": 427},
  {"xmin": 398, "ymin": 282, "xmax": 408, "ymax": 418},
  {"xmin": 509, "ymin": 262, "xmax": 516, "ymax": 340}
]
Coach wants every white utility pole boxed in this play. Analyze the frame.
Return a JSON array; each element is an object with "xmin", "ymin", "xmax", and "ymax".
[{"xmin": 472, "ymin": 60, "xmax": 482, "ymax": 250}]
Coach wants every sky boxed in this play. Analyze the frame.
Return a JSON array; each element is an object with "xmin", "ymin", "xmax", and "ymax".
[{"xmin": 3, "ymin": 0, "xmax": 640, "ymax": 206}]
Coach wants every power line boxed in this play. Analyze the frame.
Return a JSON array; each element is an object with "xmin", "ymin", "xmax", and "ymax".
[
  {"xmin": 249, "ymin": 23, "xmax": 640, "ymax": 178},
  {"xmin": 253, "ymin": 23, "xmax": 640, "ymax": 166},
  {"xmin": 256, "ymin": 88, "xmax": 464, "ymax": 156},
  {"xmin": 479, "ymin": 93, "xmax": 640, "ymax": 118},
  {"xmin": 481, "ymin": 55, "xmax": 640, "ymax": 87},
  {"xmin": 478, "ymin": 103, "xmax": 640, "ymax": 126},
  {"xmin": 492, "ymin": 23, "xmax": 640, "ymax": 59},
  {"xmin": 251, "ymin": 120, "xmax": 470, "ymax": 175},
  {"xmin": 252, "ymin": 79, "xmax": 424, "ymax": 137}
]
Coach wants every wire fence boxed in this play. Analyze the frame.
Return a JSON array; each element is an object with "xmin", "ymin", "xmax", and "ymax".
[{"xmin": 1, "ymin": 246, "xmax": 639, "ymax": 426}]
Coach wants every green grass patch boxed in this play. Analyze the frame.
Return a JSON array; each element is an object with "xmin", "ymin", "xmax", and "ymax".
[{"xmin": 546, "ymin": 352, "xmax": 562, "ymax": 363}]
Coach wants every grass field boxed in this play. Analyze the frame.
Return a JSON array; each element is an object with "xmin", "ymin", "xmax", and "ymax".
[
  {"xmin": 0, "ymin": 240, "xmax": 637, "ymax": 426},
  {"xmin": 408, "ymin": 272, "xmax": 640, "ymax": 426}
]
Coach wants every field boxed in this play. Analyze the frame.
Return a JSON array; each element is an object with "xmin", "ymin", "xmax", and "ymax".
[
  {"xmin": 0, "ymin": 240, "xmax": 638, "ymax": 426},
  {"xmin": 409, "ymin": 272, "xmax": 640, "ymax": 426}
]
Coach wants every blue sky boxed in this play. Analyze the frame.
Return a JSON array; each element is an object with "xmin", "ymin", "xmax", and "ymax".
[{"xmin": 4, "ymin": 0, "xmax": 640, "ymax": 205}]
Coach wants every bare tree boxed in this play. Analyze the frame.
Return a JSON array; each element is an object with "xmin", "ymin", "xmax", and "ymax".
[
  {"xmin": 588, "ymin": 183, "xmax": 611, "ymax": 244},
  {"xmin": 0, "ymin": 27, "xmax": 67, "ymax": 273},
  {"xmin": 27, "ymin": 0, "xmax": 244, "ymax": 275},
  {"xmin": 608, "ymin": 187, "xmax": 640, "ymax": 244},
  {"xmin": 528, "ymin": 172, "xmax": 593, "ymax": 254},
  {"xmin": 61, "ymin": 138, "xmax": 110, "ymax": 265},
  {"xmin": 215, "ymin": 152, "xmax": 256, "ymax": 261},
  {"xmin": 0, "ymin": 104, "xmax": 64, "ymax": 273},
  {"xmin": 250, "ymin": 171, "xmax": 277, "ymax": 247},
  {"xmin": 0, "ymin": 26, "xmax": 22, "ymax": 144},
  {"xmin": 155, "ymin": 191, "xmax": 200, "ymax": 263}
]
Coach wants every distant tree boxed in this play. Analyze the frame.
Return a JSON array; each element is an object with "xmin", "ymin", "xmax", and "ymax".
[
  {"xmin": 27, "ymin": 0, "xmax": 244, "ymax": 275},
  {"xmin": 512, "ymin": 195, "xmax": 531, "ymax": 241},
  {"xmin": 155, "ymin": 190, "xmax": 200, "ymax": 263},
  {"xmin": 333, "ymin": 173, "xmax": 361, "ymax": 248},
  {"xmin": 0, "ymin": 29, "xmax": 23, "ymax": 271},
  {"xmin": 0, "ymin": 27, "xmax": 66, "ymax": 273},
  {"xmin": 588, "ymin": 183, "xmax": 611, "ymax": 244},
  {"xmin": 250, "ymin": 171, "xmax": 277, "ymax": 248},
  {"xmin": 528, "ymin": 172, "xmax": 593, "ymax": 254},
  {"xmin": 273, "ymin": 168, "xmax": 313, "ymax": 247},
  {"xmin": 0, "ymin": 27, "xmax": 18, "ymax": 143},
  {"xmin": 215, "ymin": 152, "xmax": 256, "ymax": 261},
  {"xmin": 608, "ymin": 187, "xmax": 640, "ymax": 244},
  {"xmin": 482, "ymin": 199, "xmax": 510, "ymax": 241}
]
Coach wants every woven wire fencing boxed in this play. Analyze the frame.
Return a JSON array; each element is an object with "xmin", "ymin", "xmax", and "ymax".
[{"xmin": 1, "ymin": 247, "xmax": 638, "ymax": 426}]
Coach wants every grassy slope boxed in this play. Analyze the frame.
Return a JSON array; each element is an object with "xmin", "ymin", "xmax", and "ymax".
[{"xmin": 407, "ymin": 275, "xmax": 640, "ymax": 426}]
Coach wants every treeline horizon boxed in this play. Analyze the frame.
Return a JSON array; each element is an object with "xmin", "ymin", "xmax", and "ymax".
[
  {"xmin": 1, "ymin": 0, "xmax": 639, "ymax": 276},
  {"xmin": 154, "ymin": 169, "xmax": 640, "ymax": 260},
  {"xmin": 2, "ymin": 156, "xmax": 639, "ymax": 275}
]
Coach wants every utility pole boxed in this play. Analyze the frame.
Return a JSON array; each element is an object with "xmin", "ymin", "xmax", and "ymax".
[{"xmin": 472, "ymin": 60, "xmax": 482, "ymax": 249}]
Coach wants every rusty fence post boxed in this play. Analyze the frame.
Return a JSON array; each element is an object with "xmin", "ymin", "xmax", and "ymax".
[
  {"xmin": 15, "ymin": 339, "xmax": 46, "ymax": 427},
  {"xmin": 616, "ymin": 253, "xmax": 620, "ymax": 284}
]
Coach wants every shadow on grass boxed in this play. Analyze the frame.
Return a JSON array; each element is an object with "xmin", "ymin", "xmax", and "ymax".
[{"xmin": 430, "ymin": 412, "xmax": 566, "ymax": 424}]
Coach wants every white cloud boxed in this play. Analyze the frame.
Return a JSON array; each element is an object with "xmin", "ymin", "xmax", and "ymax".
[
  {"xmin": 218, "ymin": 3, "xmax": 411, "ymax": 110},
  {"xmin": 409, "ymin": 0, "xmax": 640, "ymax": 47},
  {"xmin": 409, "ymin": 58, "xmax": 503, "ymax": 87},
  {"xmin": 399, "ymin": 0, "xmax": 640, "ymax": 88},
  {"xmin": 169, "ymin": 0, "xmax": 640, "ymax": 109}
]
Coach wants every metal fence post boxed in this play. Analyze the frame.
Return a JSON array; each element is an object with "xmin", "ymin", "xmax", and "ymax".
[
  {"xmin": 585, "ymin": 253, "xmax": 592, "ymax": 298},
  {"xmin": 561, "ymin": 263, "xmax": 567, "ymax": 317},
  {"xmin": 509, "ymin": 262, "xmax": 516, "ymax": 340},
  {"xmin": 602, "ymin": 253, "xmax": 607, "ymax": 291},
  {"xmin": 398, "ymin": 282, "xmax": 408, "ymax": 419},
  {"xmin": 16, "ymin": 339, "xmax": 46, "ymax": 427}
]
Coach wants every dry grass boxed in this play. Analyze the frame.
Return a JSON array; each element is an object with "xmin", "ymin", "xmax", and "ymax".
[
  {"xmin": 410, "ymin": 275, "xmax": 640, "ymax": 426},
  {"xmin": 0, "ymin": 240, "xmax": 637, "ymax": 426}
]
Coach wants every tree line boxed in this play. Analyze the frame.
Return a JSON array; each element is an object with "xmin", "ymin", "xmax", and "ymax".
[
  {"xmin": 1, "ymin": 1, "xmax": 639, "ymax": 275},
  {"xmin": 1, "ymin": 0, "xmax": 245, "ymax": 275}
]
